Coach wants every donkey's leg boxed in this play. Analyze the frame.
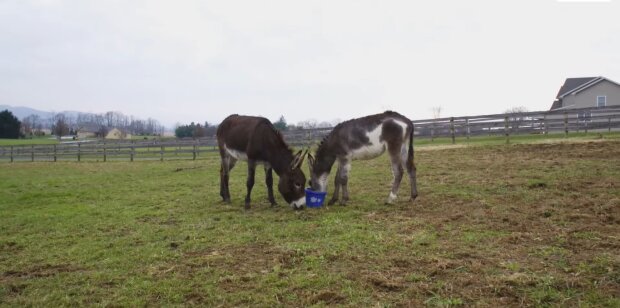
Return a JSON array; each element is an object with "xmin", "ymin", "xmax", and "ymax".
[
  {"xmin": 402, "ymin": 144, "xmax": 418, "ymax": 201},
  {"xmin": 244, "ymin": 160, "xmax": 257, "ymax": 209},
  {"xmin": 220, "ymin": 155, "xmax": 235, "ymax": 203},
  {"xmin": 386, "ymin": 147, "xmax": 404, "ymax": 204},
  {"xmin": 265, "ymin": 166, "xmax": 277, "ymax": 206},
  {"xmin": 339, "ymin": 161, "xmax": 351, "ymax": 206},
  {"xmin": 328, "ymin": 164, "xmax": 341, "ymax": 205},
  {"xmin": 226, "ymin": 158, "xmax": 237, "ymax": 202}
]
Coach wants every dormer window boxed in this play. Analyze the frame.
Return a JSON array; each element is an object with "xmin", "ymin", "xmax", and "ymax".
[{"xmin": 597, "ymin": 96, "xmax": 606, "ymax": 107}]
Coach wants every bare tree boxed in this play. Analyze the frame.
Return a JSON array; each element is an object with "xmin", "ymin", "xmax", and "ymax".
[
  {"xmin": 505, "ymin": 106, "xmax": 529, "ymax": 130},
  {"xmin": 297, "ymin": 119, "xmax": 318, "ymax": 129},
  {"xmin": 504, "ymin": 106, "xmax": 528, "ymax": 114},
  {"xmin": 22, "ymin": 114, "xmax": 41, "ymax": 137},
  {"xmin": 51, "ymin": 113, "xmax": 70, "ymax": 139}
]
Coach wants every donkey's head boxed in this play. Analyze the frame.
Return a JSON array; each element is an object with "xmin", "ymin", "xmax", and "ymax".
[
  {"xmin": 278, "ymin": 150, "xmax": 307, "ymax": 209},
  {"xmin": 306, "ymin": 153, "xmax": 330, "ymax": 193}
]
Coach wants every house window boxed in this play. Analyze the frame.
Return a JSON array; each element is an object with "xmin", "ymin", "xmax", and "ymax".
[{"xmin": 597, "ymin": 96, "xmax": 606, "ymax": 107}]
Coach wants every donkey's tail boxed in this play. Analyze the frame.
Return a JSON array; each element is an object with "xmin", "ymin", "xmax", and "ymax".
[
  {"xmin": 407, "ymin": 123, "xmax": 414, "ymax": 164},
  {"xmin": 407, "ymin": 122, "xmax": 418, "ymax": 201}
]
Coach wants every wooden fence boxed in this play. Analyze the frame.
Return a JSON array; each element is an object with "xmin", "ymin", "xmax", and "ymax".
[
  {"xmin": 411, "ymin": 105, "xmax": 620, "ymax": 143},
  {"xmin": 2, "ymin": 105, "xmax": 620, "ymax": 162},
  {"xmin": 0, "ymin": 139, "xmax": 219, "ymax": 163}
]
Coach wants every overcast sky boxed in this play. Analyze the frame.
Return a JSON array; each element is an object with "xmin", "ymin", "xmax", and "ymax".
[{"xmin": 1, "ymin": 0, "xmax": 619, "ymax": 128}]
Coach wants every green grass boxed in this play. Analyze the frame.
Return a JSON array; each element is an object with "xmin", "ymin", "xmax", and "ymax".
[
  {"xmin": 1, "ymin": 139, "xmax": 619, "ymax": 306},
  {"xmin": 0, "ymin": 137, "xmax": 58, "ymax": 146},
  {"xmin": 414, "ymin": 131, "xmax": 620, "ymax": 147}
]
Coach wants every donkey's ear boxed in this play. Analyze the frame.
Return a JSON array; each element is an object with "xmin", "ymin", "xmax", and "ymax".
[
  {"xmin": 290, "ymin": 150, "xmax": 305, "ymax": 170},
  {"xmin": 307, "ymin": 152, "xmax": 315, "ymax": 173}
]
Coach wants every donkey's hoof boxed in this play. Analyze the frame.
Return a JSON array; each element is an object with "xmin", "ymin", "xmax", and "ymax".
[
  {"xmin": 386, "ymin": 193, "xmax": 397, "ymax": 204},
  {"xmin": 328, "ymin": 199, "xmax": 339, "ymax": 206},
  {"xmin": 269, "ymin": 201, "xmax": 278, "ymax": 207}
]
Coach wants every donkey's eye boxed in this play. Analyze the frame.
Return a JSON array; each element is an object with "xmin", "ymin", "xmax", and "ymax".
[{"xmin": 294, "ymin": 182, "xmax": 301, "ymax": 188}]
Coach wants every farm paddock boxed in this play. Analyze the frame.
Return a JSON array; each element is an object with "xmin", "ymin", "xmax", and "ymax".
[{"xmin": 1, "ymin": 139, "xmax": 619, "ymax": 306}]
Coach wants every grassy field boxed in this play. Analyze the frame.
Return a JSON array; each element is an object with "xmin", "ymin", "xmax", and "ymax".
[
  {"xmin": 413, "ymin": 131, "xmax": 620, "ymax": 147},
  {"xmin": 0, "ymin": 137, "xmax": 58, "ymax": 146},
  {"xmin": 1, "ymin": 138, "xmax": 619, "ymax": 306}
]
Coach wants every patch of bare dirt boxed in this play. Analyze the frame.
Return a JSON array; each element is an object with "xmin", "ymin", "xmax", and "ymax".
[
  {"xmin": 417, "ymin": 144, "xmax": 468, "ymax": 151},
  {"xmin": 2, "ymin": 264, "xmax": 85, "ymax": 280},
  {"xmin": 309, "ymin": 290, "xmax": 346, "ymax": 305}
]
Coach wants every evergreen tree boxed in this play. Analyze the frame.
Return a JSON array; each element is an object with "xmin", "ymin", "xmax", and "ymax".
[
  {"xmin": 0, "ymin": 110, "xmax": 21, "ymax": 139},
  {"xmin": 273, "ymin": 115, "xmax": 287, "ymax": 131}
]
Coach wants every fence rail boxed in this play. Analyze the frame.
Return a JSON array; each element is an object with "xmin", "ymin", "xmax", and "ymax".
[
  {"xmin": 412, "ymin": 105, "xmax": 620, "ymax": 142},
  {"xmin": 2, "ymin": 105, "xmax": 620, "ymax": 162},
  {"xmin": 0, "ymin": 139, "xmax": 220, "ymax": 162}
]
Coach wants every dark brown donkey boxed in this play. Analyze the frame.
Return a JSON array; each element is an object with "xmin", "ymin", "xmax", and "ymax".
[
  {"xmin": 217, "ymin": 115, "xmax": 307, "ymax": 209},
  {"xmin": 307, "ymin": 111, "xmax": 417, "ymax": 205}
]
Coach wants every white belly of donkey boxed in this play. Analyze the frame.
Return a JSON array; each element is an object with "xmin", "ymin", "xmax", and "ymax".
[
  {"xmin": 225, "ymin": 147, "xmax": 249, "ymax": 161},
  {"xmin": 225, "ymin": 146, "xmax": 270, "ymax": 167},
  {"xmin": 350, "ymin": 142, "xmax": 386, "ymax": 160},
  {"xmin": 349, "ymin": 126, "xmax": 386, "ymax": 160}
]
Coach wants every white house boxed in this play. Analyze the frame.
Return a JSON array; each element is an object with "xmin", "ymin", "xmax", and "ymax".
[{"xmin": 550, "ymin": 76, "xmax": 620, "ymax": 110}]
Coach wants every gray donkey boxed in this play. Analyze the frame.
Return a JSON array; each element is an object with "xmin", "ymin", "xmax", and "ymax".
[{"xmin": 307, "ymin": 111, "xmax": 418, "ymax": 205}]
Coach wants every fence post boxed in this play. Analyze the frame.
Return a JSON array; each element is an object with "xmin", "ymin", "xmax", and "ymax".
[
  {"xmin": 431, "ymin": 122, "xmax": 435, "ymax": 142},
  {"xmin": 465, "ymin": 118, "xmax": 470, "ymax": 140},
  {"xmin": 31, "ymin": 145, "xmax": 34, "ymax": 162},
  {"xmin": 130, "ymin": 141, "xmax": 135, "ymax": 162},
  {"xmin": 450, "ymin": 117, "xmax": 455, "ymax": 144},
  {"xmin": 103, "ymin": 142, "xmax": 107, "ymax": 162},
  {"xmin": 77, "ymin": 143, "xmax": 81, "ymax": 162},
  {"xmin": 543, "ymin": 115, "xmax": 548, "ymax": 135},
  {"xmin": 564, "ymin": 111, "xmax": 568, "ymax": 137},
  {"xmin": 193, "ymin": 142, "xmax": 197, "ymax": 160},
  {"xmin": 10, "ymin": 146, "xmax": 13, "ymax": 163},
  {"xmin": 514, "ymin": 115, "xmax": 519, "ymax": 135},
  {"xmin": 609, "ymin": 117, "xmax": 612, "ymax": 133},
  {"xmin": 504, "ymin": 116, "xmax": 510, "ymax": 144},
  {"xmin": 53, "ymin": 144, "xmax": 57, "ymax": 162},
  {"xmin": 160, "ymin": 145, "xmax": 164, "ymax": 161}
]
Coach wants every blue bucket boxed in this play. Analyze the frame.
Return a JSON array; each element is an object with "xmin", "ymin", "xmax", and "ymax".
[{"xmin": 305, "ymin": 188, "xmax": 327, "ymax": 208}]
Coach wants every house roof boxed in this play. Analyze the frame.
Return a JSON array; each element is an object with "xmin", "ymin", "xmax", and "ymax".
[
  {"xmin": 550, "ymin": 100, "xmax": 562, "ymax": 110},
  {"xmin": 555, "ymin": 77, "xmax": 598, "ymax": 99},
  {"xmin": 551, "ymin": 76, "xmax": 620, "ymax": 110},
  {"xmin": 556, "ymin": 76, "xmax": 620, "ymax": 99}
]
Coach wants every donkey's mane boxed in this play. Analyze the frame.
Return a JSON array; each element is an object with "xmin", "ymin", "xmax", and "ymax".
[
  {"xmin": 316, "ymin": 134, "xmax": 330, "ymax": 152},
  {"xmin": 267, "ymin": 121, "xmax": 293, "ymax": 153}
]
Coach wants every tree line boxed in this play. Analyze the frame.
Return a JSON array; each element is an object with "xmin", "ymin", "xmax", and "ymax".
[
  {"xmin": 0, "ymin": 109, "xmax": 165, "ymax": 139},
  {"xmin": 173, "ymin": 115, "xmax": 337, "ymax": 138},
  {"xmin": 2, "ymin": 110, "xmax": 341, "ymax": 140}
]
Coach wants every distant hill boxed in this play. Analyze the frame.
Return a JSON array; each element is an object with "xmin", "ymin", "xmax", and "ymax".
[{"xmin": 0, "ymin": 105, "xmax": 85, "ymax": 120}]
